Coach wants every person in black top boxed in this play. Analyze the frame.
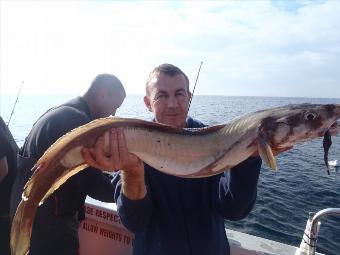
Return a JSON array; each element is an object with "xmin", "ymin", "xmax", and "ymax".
[
  {"xmin": 10, "ymin": 74, "xmax": 126, "ymax": 255},
  {"xmin": 0, "ymin": 116, "xmax": 18, "ymax": 255}
]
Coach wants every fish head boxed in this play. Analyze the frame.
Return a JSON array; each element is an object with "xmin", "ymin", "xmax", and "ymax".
[{"xmin": 260, "ymin": 104, "xmax": 340, "ymax": 150}]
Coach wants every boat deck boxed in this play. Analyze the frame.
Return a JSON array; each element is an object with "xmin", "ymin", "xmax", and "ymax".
[{"xmin": 79, "ymin": 197, "xmax": 324, "ymax": 255}]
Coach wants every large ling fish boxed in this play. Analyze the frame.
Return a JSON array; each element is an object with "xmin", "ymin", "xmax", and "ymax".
[{"xmin": 11, "ymin": 103, "xmax": 340, "ymax": 255}]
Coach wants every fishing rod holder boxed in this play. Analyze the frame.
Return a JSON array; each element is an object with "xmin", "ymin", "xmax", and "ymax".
[{"xmin": 295, "ymin": 208, "xmax": 340, "ymax": 255}]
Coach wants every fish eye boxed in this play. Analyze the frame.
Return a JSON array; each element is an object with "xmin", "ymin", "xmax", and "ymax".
[{"xmin": 304, "ymin": 112, "xmax": 318, "ymax": 121}]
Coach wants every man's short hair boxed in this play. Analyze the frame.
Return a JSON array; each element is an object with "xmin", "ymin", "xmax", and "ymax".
[
  {"xmin": 87, "ymin": 74, "xmax": 125, "ymax": 97},
  {"xmin": 146, "ymin": 64, "xmax": 190, "ymax": 95}
]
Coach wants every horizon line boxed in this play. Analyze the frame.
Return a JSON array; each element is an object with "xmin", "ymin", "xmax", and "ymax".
[{"xmin": 1, "ymin": 92, "xmax": 340, "ymax": 100}]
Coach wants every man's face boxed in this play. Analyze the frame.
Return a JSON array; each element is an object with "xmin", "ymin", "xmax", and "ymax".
[
  {"xmin": 144, "ymin": 73, "xmax": 191, "ymax": 128},
  {"xmin": 98, "ymin": 89, "xmax": 125, "ymax": 118}
]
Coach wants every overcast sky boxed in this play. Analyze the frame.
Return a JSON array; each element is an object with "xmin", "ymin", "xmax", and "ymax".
[{"xmin": 1, "ymin": 0, "xmax": 340, "ymax": 98}]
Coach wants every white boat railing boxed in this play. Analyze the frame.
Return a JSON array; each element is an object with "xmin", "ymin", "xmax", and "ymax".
[{"xmin": 295, "ymin": 208, "xmax": 340, "ymax": 255}]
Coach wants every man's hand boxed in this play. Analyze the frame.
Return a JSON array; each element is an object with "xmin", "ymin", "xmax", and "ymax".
[
  {"xmin": 82, "ymin": 128, "xmax": 146, "ymax": 200},
  {"xmin": 82, "ymin": 129, "xmax": 142, "ymax": 172}
]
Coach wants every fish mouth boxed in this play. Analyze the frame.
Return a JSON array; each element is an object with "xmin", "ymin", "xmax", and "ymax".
[
  {"xmin": 328, "ymin": 121, "xmax": 340, "ymax": 136},
  {"xmin": 330, "ymin": 104, "xmax": 340, "ymax": 129}
]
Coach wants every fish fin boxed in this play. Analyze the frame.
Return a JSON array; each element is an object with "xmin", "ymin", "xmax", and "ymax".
[
  {"xmin": 258, "ymin": 136, "xmax": 277, "ymax": 171},
  {"xmin": 22, "ymin": 163, "xmax": 44, "ymax": 199},
  {"xmin": 10, "ymin": 200, "xmax": 35, "ymax": 255},
  {"xmin": 39, "ymin": 163, "xmax": 88, "ymax": 206}
]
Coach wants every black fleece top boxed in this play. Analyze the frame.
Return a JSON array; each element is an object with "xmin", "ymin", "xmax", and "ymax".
[
  {"xmin": 10, "ymin": 97, "xmax": 115, "ymax": 255},
  {"xmin": 0, "ymin": 117, "xmax": 18, "ymax": 216}
]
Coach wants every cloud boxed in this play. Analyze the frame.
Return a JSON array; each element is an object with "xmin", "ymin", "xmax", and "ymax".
[{"xmin": 1, "ymin": 0, "xmax": 339, "ymax": 98}]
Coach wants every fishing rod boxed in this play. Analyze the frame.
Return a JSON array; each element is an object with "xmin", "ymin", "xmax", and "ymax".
[
  {"xmin": 7, "ymin": 81, "xmax": 24, "ymax": 127},
  {"xmin": 188, "ymin": 61, "xmax": 203, "ymax": 112}
]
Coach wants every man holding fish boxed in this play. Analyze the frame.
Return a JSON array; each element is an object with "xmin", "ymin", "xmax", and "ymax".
[
  {"xmin": 10, "ymin": 74, "xmax": 126, "ymax": 255},
  {"xmin": 10, "ymin": 63, "xmax": 340, "ymax": 255},
  {"xmin": 83, "ymin": 64, "xmax": 263, "ymax": 255}
]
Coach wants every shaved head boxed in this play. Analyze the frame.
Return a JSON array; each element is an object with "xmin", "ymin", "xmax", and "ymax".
[{"xmin": 86, "ymin": 74, "xmax": 125, "ymax": 98}]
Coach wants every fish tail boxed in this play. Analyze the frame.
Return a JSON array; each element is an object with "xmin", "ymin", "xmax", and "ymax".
[{"xmin": 10, "ymin": 200, "xmax": 36, "ymax": 255}]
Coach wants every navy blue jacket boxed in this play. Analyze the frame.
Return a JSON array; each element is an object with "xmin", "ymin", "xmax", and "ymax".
[{"xmin": 112, "ymin": 117, "xmax": 262, "ymax": 255}]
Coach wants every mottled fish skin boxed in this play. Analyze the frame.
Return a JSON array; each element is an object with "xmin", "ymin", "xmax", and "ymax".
[{"xmin": 10, "ymin": 104, "xmax": 340, "ymax": 255}]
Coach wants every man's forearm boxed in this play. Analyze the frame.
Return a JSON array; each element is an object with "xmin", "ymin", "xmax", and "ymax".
[{"xmin": 120, "ymin": 167, "xmax": 147, "ymax": 200}]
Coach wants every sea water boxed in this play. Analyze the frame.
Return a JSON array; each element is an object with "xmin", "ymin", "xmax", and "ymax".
[{"xmin": 1, "ymin": 94, "xmax": 340, "ymax": 254}]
